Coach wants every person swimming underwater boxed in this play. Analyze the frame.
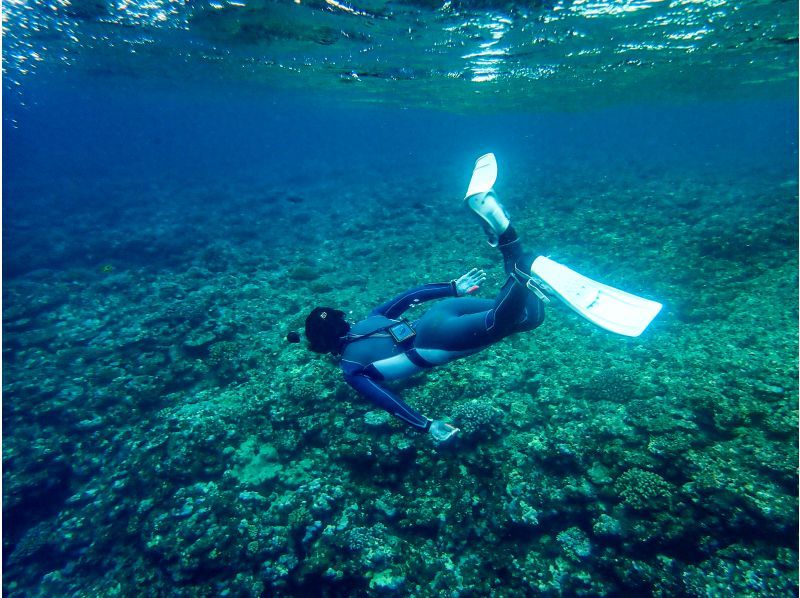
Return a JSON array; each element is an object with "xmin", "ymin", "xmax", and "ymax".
[{"xmin": 290, "ymin": 154, "xmax": 662, "ymax": 442}]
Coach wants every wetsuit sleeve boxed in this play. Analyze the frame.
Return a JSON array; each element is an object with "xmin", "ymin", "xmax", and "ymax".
[
  {"xmin": 342, "ymin": 370, "xmax": 431, "ymax": 431},
  {"xmin": 369, "ymin": 282, "xmax": 457, "ymax": 318}
]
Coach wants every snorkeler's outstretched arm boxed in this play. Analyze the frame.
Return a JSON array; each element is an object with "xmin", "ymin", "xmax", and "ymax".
[
  {"xmin": 342, "ymin": 371, "xmax": 430, "ymax": 431},
  {"xmin": 370, "ymin": 270, "xmax": 486, "ymax": 318}
]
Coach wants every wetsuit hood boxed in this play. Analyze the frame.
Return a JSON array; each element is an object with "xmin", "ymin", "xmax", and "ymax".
[{"xmin": 305, "ymin": 307, "xmax": 351, "ymax": 354}]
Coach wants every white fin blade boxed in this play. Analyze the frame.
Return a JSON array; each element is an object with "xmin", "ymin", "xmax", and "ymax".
[
  {"xmin": 532, "ymin": 256, "xmax": 662, "ymax": 337},
  {"xmin": 465, "ymin": 153, "xmax": 498, "ymax": 198}
]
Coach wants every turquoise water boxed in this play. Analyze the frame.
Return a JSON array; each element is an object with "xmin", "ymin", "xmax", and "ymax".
[{"xmin": 3, "ymin": 1, "xmax": 798, "ymax": 595}]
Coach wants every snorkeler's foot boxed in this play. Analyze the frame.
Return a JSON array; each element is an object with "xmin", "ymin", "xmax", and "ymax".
[
  {"xmin": 429, "ymin": 420, "xmax": 460, "ymax": 442},
  {"xmin": 465, "ymin": 191, "xmax": 511, "ymax": 245}
]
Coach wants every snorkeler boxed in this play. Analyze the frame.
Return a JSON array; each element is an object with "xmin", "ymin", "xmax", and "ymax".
[{"xmin": 291, "ymin": 154, "xmax": 662, "ymax": 442}]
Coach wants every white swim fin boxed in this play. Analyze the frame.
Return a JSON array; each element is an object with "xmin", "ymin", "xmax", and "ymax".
[
  {"xmin": 464, "ymin": 153, "xmax": 510, "ymax": 241},
  {"xmin": 529, "ymin": 256, "xmax": 662, "ymax": 337},
  {"xmin": 464, "ymin": 153, "xmax": 497, "ymax": 198}
]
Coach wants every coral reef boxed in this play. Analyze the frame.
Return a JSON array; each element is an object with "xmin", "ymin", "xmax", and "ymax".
[
  {"xmin": 615, "ymin": 468, "xmax": 673, "ymax": 511},
  {"xmin": 3, "ymin": 164, "xmax": 797, "ymax": 596}
]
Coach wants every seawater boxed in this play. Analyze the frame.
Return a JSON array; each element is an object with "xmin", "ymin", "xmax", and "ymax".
[{"xmin": 3, "ymin": 1, "xmax": 798, "ymax": 596}]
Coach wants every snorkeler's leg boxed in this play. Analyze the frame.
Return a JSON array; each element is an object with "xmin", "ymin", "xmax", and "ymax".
[
  {"xmin": 497, "ymin": 226, "xmax": 523, "ymax": 275},
  {"xmin": 416, "ymin": 276, "xmax": 544, "ymax": 353},
  {"xmin": 486, "ymin": 270, "xmax": 545, "ymax": 336}
]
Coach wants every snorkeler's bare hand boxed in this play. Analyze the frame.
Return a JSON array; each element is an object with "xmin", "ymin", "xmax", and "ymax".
[{"xmin": 455, "ymin": 268, "xmax": 487, "ymax": 296}]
